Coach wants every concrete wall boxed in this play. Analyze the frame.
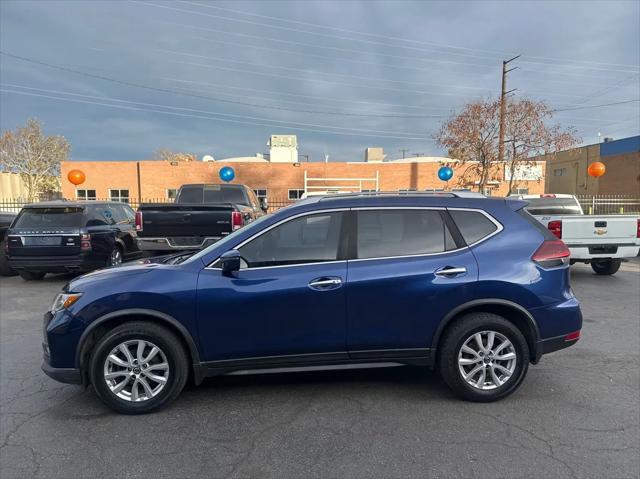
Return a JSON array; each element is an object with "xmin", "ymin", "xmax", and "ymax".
[{"xmin": 0, "ymin": 172, "xmax": 29, "ymax": 198}]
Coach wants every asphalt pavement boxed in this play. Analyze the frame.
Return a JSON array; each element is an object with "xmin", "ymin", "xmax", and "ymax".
[{"xmin": 1, "ymin": 261, "xmax": 638, "ymax": 478}]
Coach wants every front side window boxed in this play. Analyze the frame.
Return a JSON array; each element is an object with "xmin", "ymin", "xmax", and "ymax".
[
  {"xmin": 239, "ymin": 212, "xmax": 344, "ymax": 268},
  {"xmin": 449, "ymin": 210, "xmax": 499, "ymax": 245},
  {"xmin": 77, "ymin": 189, "xmax": 96, "ymax": 201},
  {"xmin": 109, "ymin": 189, "xmax": 129, "ymax": 203},
  {"xmin": 356, "ymin": 209, "xmax": 455, "ymax": 259}
]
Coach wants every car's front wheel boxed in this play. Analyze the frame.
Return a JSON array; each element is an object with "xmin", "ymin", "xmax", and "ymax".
[
  {"xmin": 590, "ymin": 258, "xmax": 621, "ymax": 275},
  {"xmin": 19, "ymin": 271, "xmax": 46, "ymax": 281},
  {"xmin": 89, "ymin": 322, "xmax": 189, "ymax": 414},
  {"xmin": 438, "ymin": 312, "xmax": 529, "ymax": 402}
]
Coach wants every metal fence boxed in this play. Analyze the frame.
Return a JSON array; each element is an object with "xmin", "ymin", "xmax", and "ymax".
[
  {"xmin": 576, "ymin": 195, "xmax": 640, "ymax": 215},
  {"xmin": 0, "ymin": 196, "xmax": 297, "ymax": 214}
]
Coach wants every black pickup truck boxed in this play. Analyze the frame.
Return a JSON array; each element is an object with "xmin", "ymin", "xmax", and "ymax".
[{"xmin": 135, "ymin": 184, "xmax": 267, "ymax": 253}]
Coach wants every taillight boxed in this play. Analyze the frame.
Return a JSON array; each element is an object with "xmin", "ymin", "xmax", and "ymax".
[
  {"xmin": 135, "ymin": 211, "xmax": 143, "ymax": 231},
  {"xmin": 547, "ymin": 220, "xmax": 562, "ymax": 239},
  {"xmin": 636, "ymin": 219, "xmax": 640, "ymax": 238},
  {"xmin": 564, "ymin": 331, "xmax": 581, "ymax": 342},
  {"xmin": 231, "ymin": 211, "xmax": 244, "ymax": 231},
  {"xmin": 80, "ymin": 233, "xmax": 92, "ymax": 251},
  {"xmin": 532, "ymin": 239, "xmax": 570, "ymax": 268}
]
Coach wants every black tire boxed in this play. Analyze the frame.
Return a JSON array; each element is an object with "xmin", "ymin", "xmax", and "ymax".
[
  {"xmin": 89, "ymin": 321, "xmax": 189, "ymax": 414},
  {"xmin": 19, "ymin": 271, "xmax": 46, "ymax": 281},
  {"xmin": 0, "ymin": 240, "xmax": 17, "ymax": 276},
  {"xmin": 590, "ymin": 258, "xmax": 621, "ymax": 275},
  {"xmin": 438, "ymin": 312, "xmax": 529, "ymax": 402}
]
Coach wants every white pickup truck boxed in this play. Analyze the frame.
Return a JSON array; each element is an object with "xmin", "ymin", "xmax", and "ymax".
[{"xmin": 519, "ymin": 194, "xmax": 640, "ymax": 275}]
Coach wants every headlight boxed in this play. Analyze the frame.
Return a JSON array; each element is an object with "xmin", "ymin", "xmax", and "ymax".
[{"xmin": 50, "ymin": 293, "xmax": 83, "ymax": 313}]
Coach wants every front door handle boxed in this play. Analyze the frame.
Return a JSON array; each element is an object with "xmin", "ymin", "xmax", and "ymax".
[
  {"xmin": 435, "ymin": 266, "xmax": 467, "ymax": 277},
  {"xmin": 308, "ymin": 277, "xmax": 343, "ymax": 291}
]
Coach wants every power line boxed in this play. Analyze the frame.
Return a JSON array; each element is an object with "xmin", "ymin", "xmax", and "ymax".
[
  {"xmin": 184, "ymin": 0, "xmax": 640, "ymax": 71},
  {"xmin": 0, "ymin": 51, "xmax": 450, "ymax": 118},
  {"xmin": 0, "ymin": 84, "xmax": 435, "ymax": 139},
  {"xmin": 135, "ymin": 0, "xmax": 639, "ymax": 74},
  {"xmin": 552, "ymin": 99, "xmax": 640, "ymax": 112}
]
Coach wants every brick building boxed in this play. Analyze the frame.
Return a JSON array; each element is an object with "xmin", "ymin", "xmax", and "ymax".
[{"xmin": 59, "ymin": 137, "xmax": 546, "ymax": 203}]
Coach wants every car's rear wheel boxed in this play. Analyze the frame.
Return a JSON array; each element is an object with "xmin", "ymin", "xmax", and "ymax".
[
  {"xmin": 89, "ymin": 322, "xmax": 189, "ymax": 414},
  {"xmin": 438, "ymin": 312, "xmax": 529, "ymax": 402},
  {"xmin": 590, "ymin": 258, "xmax": 621, "ymax": 275},
  {"xmin": 19, "ymin": 271, "xmax": 46, "ymax": 281},
  {"xmin": 108, "ymin": 245, "xmax": 123, "ymax": 267}
]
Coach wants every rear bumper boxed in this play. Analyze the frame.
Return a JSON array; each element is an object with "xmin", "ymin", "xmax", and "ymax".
[
  {"xmin": 537, "ymin": 333, "xmax": 580, "ymax": 359},
  {"xmin": 8, "ymin": 254, "xmax": 101, "ymax": 273},
  {"xmin": 137, "ymin": 236, "xmax": 222, "ymax": 251},
  {"xmin": 567, "ymin": 244, "xmax": 640, "ymax": 260}
]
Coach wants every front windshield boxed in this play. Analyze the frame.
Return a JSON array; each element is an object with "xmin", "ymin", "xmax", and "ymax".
[{"xmin": 185, "ymin": 213, "xmax": 274, "ymax": 264}]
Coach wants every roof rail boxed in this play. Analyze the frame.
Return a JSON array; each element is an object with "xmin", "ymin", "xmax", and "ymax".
[{"xmin": 317, "ymin": 191, "xmax": 485, "ymax": 201}]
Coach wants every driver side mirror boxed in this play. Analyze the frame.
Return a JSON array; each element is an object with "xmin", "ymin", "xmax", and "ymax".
[
  {"xmin": 220, "ymin": 249, "xmax": 241, "ymax": 274},
  {"xmin": 259, "ymin": 197, "xmax": 268, "ymax": 212}
]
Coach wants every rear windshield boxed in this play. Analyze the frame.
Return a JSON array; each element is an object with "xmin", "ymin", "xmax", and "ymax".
[
  {"xmin": 13, "ymin": 207, "xmax": 84, "ymax": 228},
  {"xmin": 178, "ymin": 186, "xmax": 248, "ymax": 205},
  {"xmin": 524, "ymin": 197, "xmax": 582, "ymax": 215}
]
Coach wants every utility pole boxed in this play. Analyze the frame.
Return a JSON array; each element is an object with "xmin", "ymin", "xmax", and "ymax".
[
  {"xmin": 498, "ymin": 55, "xmax": 520, "ymax": 163},
  {"xmin": 399, "ymin": 148, "xmax": 409, "ymax": 159}
]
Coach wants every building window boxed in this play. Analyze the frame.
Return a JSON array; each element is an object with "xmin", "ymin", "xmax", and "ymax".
[
  {"xmin": 254, "ymin": 189, "xmax": 268, "ymax": 199},
  {"xmin": 288, "ymin": 189, "xmax": 305, "ymax": 200},
  {"xmin": 515, "ymin": 187, "xmax": 529, "ymax": 194},
  {"xmin": 553, "ymin": 168, "xmax": 567, "ymax": 177},
  {"xmin": 167, "ymin": 188, "xmax": 178, "ymax": 200},
  {"xmin": 398, "ymin": 189, "xmax": 417, "ymax": 194},
  {"xmin": 109, "ymin": 189, "xmax": 130, "ymax": 203},
  {"xmin": 76, "ymin": 189, "xmax": 96, "ymax": 200}
]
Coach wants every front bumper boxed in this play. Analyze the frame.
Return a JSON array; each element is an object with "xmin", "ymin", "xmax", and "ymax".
[
  {"xmin": 42, "ymin": 361, "xmax": 82, "ymax": 384},
  {"xmin": 9, "ymin": 254, "xmax": 102, "ymax": 273}
]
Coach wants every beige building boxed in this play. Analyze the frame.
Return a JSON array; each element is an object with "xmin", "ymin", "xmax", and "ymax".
[
  {"xmin": 0, "ymin": 172, "xmax": 29, "ymax": 199},
  {"xmin": 542, "ymin": 136, "xmax": 639, "ymax": 195}
]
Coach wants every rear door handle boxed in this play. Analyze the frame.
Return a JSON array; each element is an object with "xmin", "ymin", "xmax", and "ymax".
[
  {"xmin": 308, "ymin": 277, "xmax": 343, "ymax": 291},
  {"xmin": 435, "ymin": 267, "xmax": 467, "ymax": 277}
]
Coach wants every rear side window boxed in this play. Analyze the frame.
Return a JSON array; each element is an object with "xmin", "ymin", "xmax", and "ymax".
[
  {"xmin": 85, "ymin": 205, "xmax": 116, "ymax": 226},
  {"xmin": 13, "ymin": 207, "xmax": 84, "ymax": 228},
  {"xmin": 356, "ymin": 209, "xmax": 455, "ymax": 259},
  {"xmin": 449, "ymin": 210, "xmax": 498, "ymax": 245}
]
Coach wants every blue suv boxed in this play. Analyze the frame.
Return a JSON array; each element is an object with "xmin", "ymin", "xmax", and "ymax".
[{"xmin": 42, "ymin": 193, "xmax": 582, "ymax": 414}]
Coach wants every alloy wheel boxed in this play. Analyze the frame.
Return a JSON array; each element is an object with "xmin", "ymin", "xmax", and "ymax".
[
  {"xmin": 103, "ymin": 340, "xmax": 169, "ymax": 402},
  {"xmin": 110, "ymin": 248, "xmax": 123, "ymax": 266},
  {"xmin": 457, "ymin": 331, "xmax": 517, "ymax": 390}
]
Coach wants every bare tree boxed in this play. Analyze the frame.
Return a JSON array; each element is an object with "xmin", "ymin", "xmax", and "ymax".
[
  {"xmin": 0, "ymin": 119, "xmax": 70, "ymax": 201},
  {"xmin": 504, "ymin": 100, "xmax": 579, "ymax": 193},
  {"xmin": 436, "ymin": 98, "xmax": 579, "ymax": 193},
  {"xmin": 154, "ymin": 148, "xmax": 196, "ymax": 162},
  {"xmin": 435, "ymin": 99, "xmax": 500, "ymax": 192}
]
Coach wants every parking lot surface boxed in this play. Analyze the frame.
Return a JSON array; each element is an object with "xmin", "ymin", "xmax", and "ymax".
[{"xmin": 1, "ymin": 261, "xmax": 639, "ymax": 479}]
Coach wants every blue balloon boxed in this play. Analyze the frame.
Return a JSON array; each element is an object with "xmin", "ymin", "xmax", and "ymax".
[
  {"xmin": 219, "ymin": 166, "xmax": 235, "ymax": 182},
  {"xmin": 438, "ymin": 166, "xmax": 454, "ymax": 182}
]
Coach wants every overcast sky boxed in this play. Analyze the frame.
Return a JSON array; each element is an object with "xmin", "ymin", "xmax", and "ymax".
[{"xmin": 1, "ymin": 0, "xmax": 638, "ymax": 162}]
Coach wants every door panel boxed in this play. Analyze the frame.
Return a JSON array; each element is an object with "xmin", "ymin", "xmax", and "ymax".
[
  {"xmin": 345, "ymin": 250, "xmax": 478, "ymax": 354},
  {"xmin": 196, "ymin": 262, "xmax": 348, "ymax": 362}
]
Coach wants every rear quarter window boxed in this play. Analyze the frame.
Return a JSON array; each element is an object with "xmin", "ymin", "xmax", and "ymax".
[
  {"xmin": 517, "ymin": 209, "xmax": 558, "ymax": 240},
  {"xmin": 449, "ymin": 210, "xmax": 499, "ymax": 245}
]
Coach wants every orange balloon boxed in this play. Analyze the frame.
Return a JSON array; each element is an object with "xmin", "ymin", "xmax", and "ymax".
[
  {"xmin": 587, "ymin": 162, "xmax": 606, "ymax": 178},
  {"xmin": 67, "ymin": 169, "xmax": 86, "ymax": 186}
]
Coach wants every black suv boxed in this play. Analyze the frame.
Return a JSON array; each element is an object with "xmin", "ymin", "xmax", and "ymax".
[{"xmin": 7, "ymin": 201, "xmax": 142, "ymax": 280}]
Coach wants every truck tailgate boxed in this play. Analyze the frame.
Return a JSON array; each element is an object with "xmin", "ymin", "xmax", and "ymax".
[
  {"xmin": 138, "ymin": 204, "xmax": 232, "ymax": 238},
  {"xmin": 561, "ymin": 216, "xmax": 639, "ymax": 243}
]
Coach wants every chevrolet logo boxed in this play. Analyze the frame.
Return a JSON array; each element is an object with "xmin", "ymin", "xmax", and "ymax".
[{"xmin": 594, "ymin": 228, "xmax": 607, "ymax": 235}]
